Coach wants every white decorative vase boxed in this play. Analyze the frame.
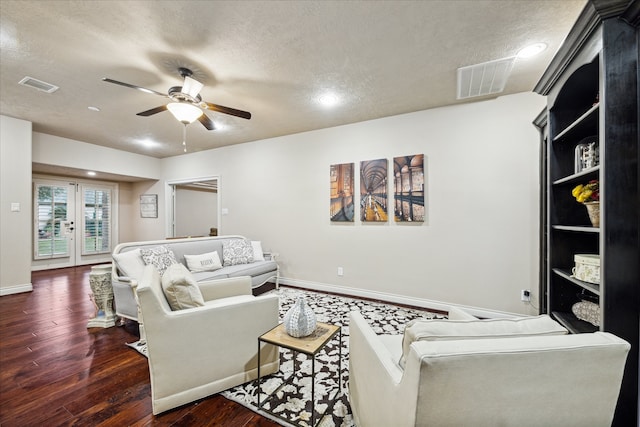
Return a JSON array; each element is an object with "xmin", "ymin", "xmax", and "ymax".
[
  {"xmin": 283, "ymin": 296, "xmax": 317, "ymax": 337},
  {"xmin": 584, "ymin": 201, "xmax": 600, "ymax": 227}
]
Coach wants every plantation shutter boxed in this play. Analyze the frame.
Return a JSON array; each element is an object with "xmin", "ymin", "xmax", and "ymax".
[
  {"xmin": 82, "ymin": 187, "xmax": 112, "ymax": 255},
  {"xmin": 34, "ymin": 184, "xmax": 70, "ymax": 259}
]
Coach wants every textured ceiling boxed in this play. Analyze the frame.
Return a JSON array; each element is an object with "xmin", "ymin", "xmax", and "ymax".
[{"xmin": 1, "ymin": 0, "xmax": 586, "ymax": 159}]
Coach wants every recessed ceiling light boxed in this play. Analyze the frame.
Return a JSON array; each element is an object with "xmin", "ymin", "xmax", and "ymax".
[
  {"xmin": 136, "ymin": 138, "xmax": 158, "ymax": 148},
  {"xmin": 87, "ymin": 171, "xmax": 96, "ymax": 176},
  {"xmin": 88, "ymin": 106, "xmax": 100, "ymax": 112},
  {"xmin": 318, "ymin": 93, "xmax": 339, "ymax": 107},
  {"xmin": 517, "ymin": 43, "xmax": 547, "ymax": 59}
]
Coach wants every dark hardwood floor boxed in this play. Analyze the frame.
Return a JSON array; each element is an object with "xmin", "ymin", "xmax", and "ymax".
[{"xmin": 0, "ymin": 265, "xmax": 279, "ymax": 426}]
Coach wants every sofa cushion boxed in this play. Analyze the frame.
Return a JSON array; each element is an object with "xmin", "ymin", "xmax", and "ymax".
[
  {"xmin": 169, "ymin": 238, "xmax": 226, "ymax": 265},
  {"xmin": 184, "ymin": 251, "xmax": 223, "ymax": 272},
  {"xmin": 399, "ymin": 315, "xmax": 568, "ymax": 368},
  {"xmin": 224, "ymin": 260, "xmax": 279, "ymax": 278},
  {"xmin": 112, "ymin": 248, "xmax": 145, "ymax": 279},
  {"xmin": 191, "ymin": 269, "xmax": 230, "ymax": 282},
  {"xmin": 223, "ymin": 239, "xmax": 254, "ymax": 266},
  {"xmin": 448, "ymin": 306, "xmax": 478, "ymax": 320},
  {"xmin": 161, "ymin": 263, "xmax": 205, "ymax": 310},
  {"xmin": 251, "ymin": 241, "xmax": 265, "ymax": 261},
  {"xmin": 141, "ymin": 245, "xmax": 178, "ymax": 276}
]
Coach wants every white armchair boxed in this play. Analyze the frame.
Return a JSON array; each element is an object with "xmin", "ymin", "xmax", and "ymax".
[
  {"xmin": 134, "ymin": 265, "xmax": 280, "ymax": 415},
  {"xmin": 348, "ymin": 310, "xmax": 630, "ymax": 427}
]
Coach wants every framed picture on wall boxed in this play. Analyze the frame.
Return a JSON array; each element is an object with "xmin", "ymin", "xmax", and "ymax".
[
  {"xmin": 393, "ymin": 154, "xmax": 425, "ymax": 222},
  {"xmin": 140, "ymin": 194, "xmax": 158, "ymax": 218},
  {"xmin": 360, "ymin": 158, "xmax": 388, "ymax": 222},
  {"xmin": 330, "ymin": 163, "xmax": 355, "ymax": 222}
]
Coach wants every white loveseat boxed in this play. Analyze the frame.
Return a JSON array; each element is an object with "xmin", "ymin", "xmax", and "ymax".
[
  {"xmin": 134, "ymin": 265, "xmax": 280, "ymax": 414},
  {"xmin": 111, "ymin": 235, "xmax": 279, "ymax": 322},
  {"xmin": 348, "ymin": 309, "xmax": 630, "ymax": 427}
]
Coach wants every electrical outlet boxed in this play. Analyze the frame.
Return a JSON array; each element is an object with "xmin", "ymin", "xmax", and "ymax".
[
  {"xmin": 337, "ymin": 267, "xmax": 344, "ymax": 276},
  {"xmin": 521, "ymin": 289, "xmax": 531, "ymax": 302}
]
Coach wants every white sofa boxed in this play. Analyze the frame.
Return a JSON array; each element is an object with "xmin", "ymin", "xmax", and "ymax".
[
  {"xmin": 111, "ymin": 235, "xmax": 279, "ymax": 322},
  {"xmin": 348, "ymin": 310, "xmax": 630, "ymax": 427},
  {"xmin": 134, "ymin": 265, "xmax": 280, "ymax": 414}
]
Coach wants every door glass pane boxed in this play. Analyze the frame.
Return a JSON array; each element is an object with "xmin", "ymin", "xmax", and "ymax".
[
  {"xmin": 36, "ymin": 185, "xmax": 69, "ymax": 258},
  {"xmin": 83, "ymin": 188, "xmax": 111, "ymax": 254}
]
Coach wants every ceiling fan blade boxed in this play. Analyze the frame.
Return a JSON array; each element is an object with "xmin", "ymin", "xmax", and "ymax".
[
  {"xmin": 136, "ymin": 105, "xmax": 168, "ymax": 116},
  {"xmin": 203, "ymin": 102, "xmax": 252, "ymax": 120},
  {"xmin": 102, "ymin": 78, "xmax": 168, "ymax": 97},
  {"xmin": 198, "ymin": 114, "xmax": 216, "ymax": 131}
]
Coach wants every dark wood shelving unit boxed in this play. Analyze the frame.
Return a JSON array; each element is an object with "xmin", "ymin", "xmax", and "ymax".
[
  {"xmin": 551, "ymin": 268, "xmax": 600, "ymax": 295},
  {"xmin": 551, "ymin": 225, "xmax": 600, "ymax": 233},
  {"xmin": 551, "ymin": 311, "xmax": 599, "ymax": 334},
  {"xmin": 533, "ymin": 1, "xmax": 639, "ymax": 425},
  {"xmin": 552, "ymin": 165, "xmax": 600, "ymax": 185}
]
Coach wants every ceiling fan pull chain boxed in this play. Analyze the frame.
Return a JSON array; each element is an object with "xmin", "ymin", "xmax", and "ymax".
[{"xmin": 182, "ymin": 123, "xmax": 187, "ymax": 152}]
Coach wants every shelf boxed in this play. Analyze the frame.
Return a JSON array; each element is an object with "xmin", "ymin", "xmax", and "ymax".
[
  {"xmin": 552, "ymin": 311, "xmax": 599, "ymax": 334},
  {"xmin": 553, "ymin": 165, "xmax": 600, "ymax": 185},
  {"xmin": 553, "ymin": 103, "xmax": 599, "ymax": 142},
  {"xmin": 552, "ymin": 268, "xmax": 600, "ymax": 295},
  {"xmin": 552, "ymin": 225, "xmax": 600, "ymax": 233}
]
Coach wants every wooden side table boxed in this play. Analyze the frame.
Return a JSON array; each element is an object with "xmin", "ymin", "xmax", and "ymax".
[{"xmin": 257, "ymin": 322, "xmax": 342, "ymax": 427}]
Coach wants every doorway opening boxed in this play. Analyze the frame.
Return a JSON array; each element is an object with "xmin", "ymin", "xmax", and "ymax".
[{"xmin": 168, "ymin": 177, "xmax": 219, "ymax": 238}]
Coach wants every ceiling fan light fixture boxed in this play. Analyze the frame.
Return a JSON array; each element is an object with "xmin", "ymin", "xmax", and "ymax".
[{"xmin": 167, "ymin": 102, "xmax": 203, "ymax": 123}]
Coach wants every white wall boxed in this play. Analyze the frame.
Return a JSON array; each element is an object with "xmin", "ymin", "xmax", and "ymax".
[
  {"xmin": 162, "ymin": 92, "xmax": 546, "ymax": 315},
  {"xmin": 31, "ymin": 132, "xmax": 164, "ymax": 244},
  {"xmin": 1, "ymin": 92, "xmax": 545, "ymax": 315},
  {"xmin": 129, "ymin": 180, "xmax": 166, "ymax": 242},
  {"xmin": 1, "ymin": 116, "xmax": 33, "ymax": 295},
  {"xmin": 32, "ymin": 133, "xmax": 162, "ymax": 180},
  {"xmin": 174, "ymin": 187, "xmax": 217, "ymax": 237}
]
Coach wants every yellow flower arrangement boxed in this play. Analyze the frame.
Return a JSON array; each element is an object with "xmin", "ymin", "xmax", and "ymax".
[{"xmin": 572, "ymin": 180, "xmax": 599, "ymax": 203}]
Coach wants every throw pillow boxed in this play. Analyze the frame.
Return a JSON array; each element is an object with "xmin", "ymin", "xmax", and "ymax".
[
  {"xmin": 161, "ymin": 263, "xmax": 205, "ymax": 310},
  {"xmin": 399, "ymin": 315, "xmax": 568, "ymax": 368},
  {"xmin": 223, "ymin": 239, "xmax": 255, "ymax": 266},
  {"xmin": 112, "ymin": 248, "xmax": 146, "ymax": 279},
  {"xmin": 572, "ymin": 301, "xmax": 600, "ymax": 326},
  {"xmin": 251, "ymin": 241, "xmax": 265, "ymax": 261},
  {"xmin": 140, "ymin": 245, "xmax": 178, "ymax": 276},
  {"xmin": 184, "ymin": 251, "xmax": 223, "ymax": 272}
]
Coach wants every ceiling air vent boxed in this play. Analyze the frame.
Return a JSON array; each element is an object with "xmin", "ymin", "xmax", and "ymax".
[
  {"xmin": 457, "ymin": 57, "xmax": 515, "ymax": 100},
  {"xmin": 18, "ymin": 76, "xmax": 59, "ymax": 93}
]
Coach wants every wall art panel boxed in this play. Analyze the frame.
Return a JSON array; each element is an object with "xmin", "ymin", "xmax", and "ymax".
[
  {"xmin": 393, "ymin": 154, "xmax": 425, "ymax": 222},
  {"xmin": 330, "ymin": 163, "xmax": 354, "ymax": 222},
  {"xmin": 360, "ymin": 158, "xmax": 388, "ymax": 222}
]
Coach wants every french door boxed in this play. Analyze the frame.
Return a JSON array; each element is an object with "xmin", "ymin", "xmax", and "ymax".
[{"xmin": 33, "ymin": 178, "xmax": 117, "ymax": 270}]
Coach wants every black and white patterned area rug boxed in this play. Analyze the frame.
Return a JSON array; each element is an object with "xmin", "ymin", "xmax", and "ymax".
[{"xmin": 220, "ymin": 287, "xmax": 444, "ymax": 427}]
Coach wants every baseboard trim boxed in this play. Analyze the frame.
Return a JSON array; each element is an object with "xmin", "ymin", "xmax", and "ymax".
[
  {"xmin": 0, "ymin": 283, "xmax": 33, "ymax": 296},
  {"xmin": 279, "ymin": 277, "xmax": 519, "ymax": 319}
]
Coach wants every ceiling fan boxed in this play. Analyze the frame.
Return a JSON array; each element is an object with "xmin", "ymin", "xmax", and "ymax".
[{"xmin": 103, "ymin": 67, "xmax": 251, "ymax": 151}]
